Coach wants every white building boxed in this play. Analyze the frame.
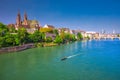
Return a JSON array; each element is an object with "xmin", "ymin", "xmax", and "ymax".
[
  {"xmin": 43, "ymin": 24, "xmax": 55, "ymax": 29},
  {"xmin": 85, "ymin": 31, "xmax": 99, "ymax": 39}
]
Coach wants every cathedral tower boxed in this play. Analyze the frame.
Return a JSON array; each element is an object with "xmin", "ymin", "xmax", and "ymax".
[
  {"xmin": 16, "ymin": 11, "xmax": 21, "ymax": 26},
  {"xmin": 23, "ymin": 12, "xmax": 28, "ymax": 25}
]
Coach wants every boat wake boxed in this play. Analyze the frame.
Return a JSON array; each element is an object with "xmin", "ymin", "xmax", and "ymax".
[
  {"xmin": 67, "ymin": 54, "xmax": 81, "ymax": 59},
  {"xmin": 61, "ymin": 53, "xmax": 82, "ymax": 61}
]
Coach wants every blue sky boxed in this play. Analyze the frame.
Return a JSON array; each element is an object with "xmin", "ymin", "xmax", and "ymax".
[{"xmin": 0, "ymin": 0, "xmax": 120, "ymax": 33}]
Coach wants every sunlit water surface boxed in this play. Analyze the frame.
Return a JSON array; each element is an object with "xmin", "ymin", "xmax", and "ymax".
[{"xmin": 0, "ymin": 40, "xmax": 120, "ymax": 80}]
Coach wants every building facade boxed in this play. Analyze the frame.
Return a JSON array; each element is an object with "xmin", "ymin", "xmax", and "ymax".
[{"xmin": 15, "ymin": 11, "xmax": 40, "ymax": 33}]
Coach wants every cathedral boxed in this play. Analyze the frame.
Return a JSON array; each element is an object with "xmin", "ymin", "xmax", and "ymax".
[{"xmin": 15, "ymin": 11, "xmax": 40, "ymax": 33}]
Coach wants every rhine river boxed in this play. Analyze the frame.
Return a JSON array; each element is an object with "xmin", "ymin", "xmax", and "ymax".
[{"xmin": 0, "ymin": 40, "xmax": 120, "ymax": 80}]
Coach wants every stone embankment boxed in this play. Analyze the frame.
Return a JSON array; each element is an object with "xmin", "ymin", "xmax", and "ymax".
[{"xmin": 0, "ymin": 43, "xmax": 35, "ymax": 54}]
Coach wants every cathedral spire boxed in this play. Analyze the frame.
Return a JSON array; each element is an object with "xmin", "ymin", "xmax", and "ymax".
[
  {"xmin": 24, "ymin": 12, "xmax": 27, "ymax": 21},
  {"xmin": 16, "ymin": 11, "xmax": 21, "ymax": 26},
  {"xmin": 23, "ymin": 11, "xmax": 28, "ymax": 25}
]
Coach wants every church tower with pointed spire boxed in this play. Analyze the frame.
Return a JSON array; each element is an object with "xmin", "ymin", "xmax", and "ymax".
[
  {"xmin": 15, "ymin": 11, "xmax": 40, "ymax": 33},
  {"xmin": 23, "ymin": 12, "xmax": 28, "ymax": 25},
  {"xmin": 16, "ymin": 11, "xmax": 21, "ymax": 27}
]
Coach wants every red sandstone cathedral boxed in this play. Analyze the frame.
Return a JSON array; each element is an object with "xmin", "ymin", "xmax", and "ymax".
[{"xmin": 8, "ymin": 11, "xmax": 40, "ymax": 33}]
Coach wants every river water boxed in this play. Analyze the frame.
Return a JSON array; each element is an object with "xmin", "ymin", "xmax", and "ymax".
[{"xmin": 0, "ymin": 40, "xmax": 120, "ymax": 80}]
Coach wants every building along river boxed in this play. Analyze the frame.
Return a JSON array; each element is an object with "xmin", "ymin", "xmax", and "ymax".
[{"xmin": 0, "ymin": 40, "xmax": 120, "ymax": 80}]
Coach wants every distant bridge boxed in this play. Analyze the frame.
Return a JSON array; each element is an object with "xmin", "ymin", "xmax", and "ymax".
[{"xmin": 96, "ymin": 37, "xmax": 120, "ymax": 40}]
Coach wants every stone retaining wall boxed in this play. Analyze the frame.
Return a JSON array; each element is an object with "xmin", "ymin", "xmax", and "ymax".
[{"xmin": 0, "ymin": 43, "xmax": 35, "ymax": 54}]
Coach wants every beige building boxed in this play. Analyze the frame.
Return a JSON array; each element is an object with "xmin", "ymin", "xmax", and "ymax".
[{"xmin": 85, "ymin": 31, "xmax": 99, "ymax": 39}]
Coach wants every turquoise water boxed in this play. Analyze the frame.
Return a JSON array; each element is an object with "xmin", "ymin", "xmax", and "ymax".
[{"xmin": 0, "ymin": 40, "xmax": 120, "ymax": 80}]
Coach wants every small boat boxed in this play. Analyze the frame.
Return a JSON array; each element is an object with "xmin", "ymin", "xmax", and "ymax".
[{"xmin": 61, "ymin": 57, "xmax": 67, "ymax": 61}]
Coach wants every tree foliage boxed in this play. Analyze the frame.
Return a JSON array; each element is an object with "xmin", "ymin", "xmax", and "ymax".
[
  {"xmin": 17, "ymin": 27, "xmax": 29, "ymax": 44},
  {"xmin": 59, "ymin": 33, "xmax": 76, "ymax": 43},
  {"xmin": 77, "ymin": 32, "xmax": 83, "ymax": 40},
  {"xmin": 29, "ymin": 30, "xmax": 45, "ymax": 43},
  {"xmin": 5, "ymin": 33, "xmax": 16, "ymax": 46},
  {"xmin": 0, "ymin": 22, "xmax": 85, "ymax": 48},
  {"xmin": 40, "ymin": 27, "xmax": 53, "ymax": 33},
  {"xmin": 45, "ymin": 37, "xmax": 53, "ymax": 42},
  {"xmin": 53, "ymin": 29, "xmax": 59, "ymax": 35},
  {"xmin": 86, "ymin": 36, "xmax": 90, "ymax": 40},
  {"xmin": 54, "ymin": 35, "xmax": 63, "ymax": 44},
  {"xmin": 0, "ymin": 37, "xmax": 5, "ymax": 48},
  {"xmin": 0, "ymin": 22, "xmax": 8, "ymax": 36}
]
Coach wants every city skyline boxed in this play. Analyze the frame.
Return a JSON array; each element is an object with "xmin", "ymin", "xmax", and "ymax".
[{"xmin": 0, "ymin": 0, "xmax": 120, "ymax": 33}]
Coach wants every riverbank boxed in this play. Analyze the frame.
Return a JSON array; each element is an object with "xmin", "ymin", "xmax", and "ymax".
[
  {"xmin": 0, "ymin": 40, "xmax": 84, "ymax": 54},
  {"xmin": 0, "ymin": 43, "xmax": 35, "ymax": 54},
  {"xmin": 35, "ymin": 42, "xmax": 58, "ymax": 47},
  {"xmin": 0, "ymin": 42, "xmax": 59, "ymax": 54}
]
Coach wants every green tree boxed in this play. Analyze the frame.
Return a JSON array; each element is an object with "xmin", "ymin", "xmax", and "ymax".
[
  {"xmin": 15, "ymin": 35, "xmax": 21, "ymax": 45},
  {"xmin": 40, "ymin": 32, "xmax": 45, "ymax": 42},
  {"xmin": 71, "ymin": 34, "xmax": 76, "ymax": 41},
  {"xmin": 63, "ymin": 33, "xmax": 77, "ymax": 42},
  {"xmin": 0, "ymin": 22, "xmax": 8, "ymax": 36},
  {"xmin": 0, "ymin": 37, "xmax": 5, "ymax": 48},
  {"xmin": 30, "ymin": 30, "xmax": 41, "ymax": 43},
  {"xmin": 17, "ymin": 27, "xmax": 28, "ymax": 44},
  {"xmin": 0, "ymin": 33, "xmax": 19, "ymax": 47},
  {"xmin": 59, "ymin": 31, "xmax": 76, "ymax": 43},
  {"xmin": 45, "ymin": 37, "xmax": 53, "ymax": 42},
  {"xmin": 64, "ymin": 33, "xmax": 71, "ymax": 43},
  {"xmin": 53, "ymin": 29, "xmax": 59, "ymax": 35},
  {"xmin": 54, "ymin": 35, "xmax": 63, "ymax": 44},
  {"xmin": 5, "ymin": 33, "xmax": 16, "ymax": 46},
  {"xmin": 77, "ymin": 32, "xmax": 83, "ymax": 40},
  {"xmin": 86, "ymin": 36, "xmax": 90, "ymax": 40},
  {"xmin": 29, "ymin": 30, "xmax": 45, "ymax": 43}
]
